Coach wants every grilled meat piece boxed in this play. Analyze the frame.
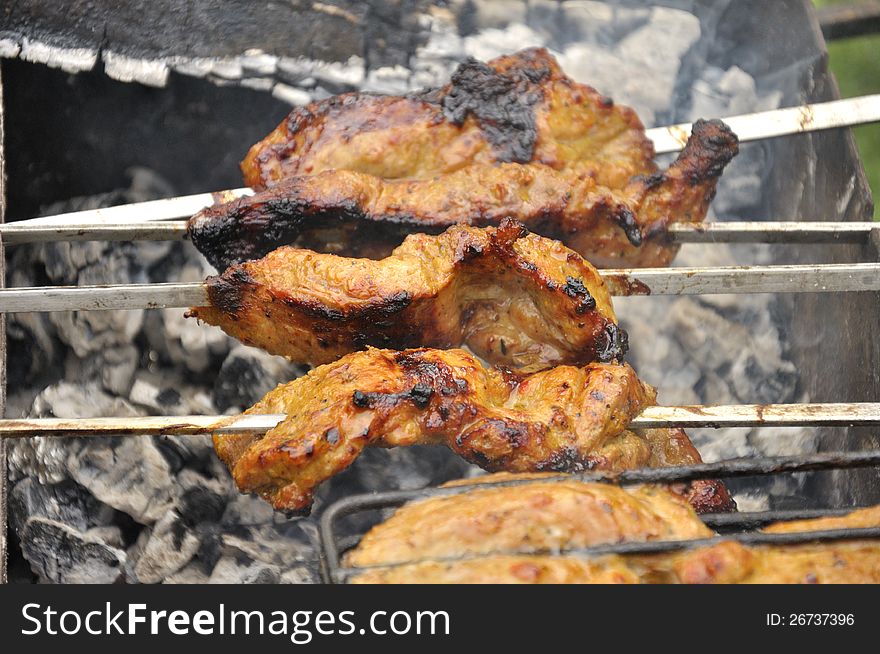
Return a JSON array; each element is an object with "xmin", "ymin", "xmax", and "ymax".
[
  {"xmin": 188, "ymin": 220, "xmax": 626, "ymax": 370},
  {"xmin": 191, "ymin": 119, "xmax": 738, "ymax": 271},
  {"xmin": 351, "ymin": 555, "xmax": 645, "ymax": 584},
  {"xmin": 346, "ymin": 474, "xmax": 714, "ymax": 568},
  {"xmin": 212, "ymin": 347, "xmax": 732, "ymax": 513},
  {"xmin": 351, "ymin": 504, "xmax": 880, "ymax": 584},
  {"xmin": 241, "ymin": 48, "xmax": 654, "ymax": 190}
]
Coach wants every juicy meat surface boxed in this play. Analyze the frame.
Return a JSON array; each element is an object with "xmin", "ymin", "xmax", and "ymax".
[
  {"xmin": 212, "ymin": 348, "xmax": 732, "ymax": 513},
  {"xmin": 350, "ymin": 504, "xmax": 880, "ymax": 584},
  {"xmin": 346, "ymin": 475, "xmax": 714, "ymax": 568},
  {"xmin": 241, "ymin": 48, "xmax": 654, "ymax": 189},
  {"xmin": 189, "ymin": 221, "xmax": 627, "ymax": 370},
  {"xmin": 191, "ymin": 119, "xmax": 738, "ymax": 271}
]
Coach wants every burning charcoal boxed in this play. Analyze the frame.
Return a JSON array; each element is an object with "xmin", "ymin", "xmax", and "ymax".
[
  {"xmin": 81, "ymin": 344, "xmax": 140, "ymax": 396},
  {"xmin": 221, "ymin": 493, "xmax": 278, "ymax": 528},
  {"xmin": 130, "ymin": 374, "xmax": 185, "ymax": 414},
  {"xmin": 125, "ymin": 509, "xmax": 201, "ymax": 584},
  {"xmin": 463, "ymin": 24, "xmax": 546, "ymax": 61},
  {"xmin": 556, "ymin": 6, "xmax": 701, "ymax": 126},
  {"xmin": 208, "ymin": 557, "xmax": 281, "ymax": 584},
  {"xmin": 10, "ymin": 478, "xmax": 115, "ymax": 534},
  {"xmin": 316, "ymin": 447, "xmax": 475, "ymax": 519},
  {"xmin": 20, "ymin": 518, "xmax": 126, "ymax": 584},
  {"xmin": 163, "ymin": 562, "xmax": 211, "ymax": 584},
  {"xmin": 157, "ymin": 297, "xmax": 230, "ymax": 375},
  {"xmin": 66, "ymin": 435, "xmax": 178, "ymax": 525},
  {"xmin": 177, "ymin": 469, "xmax": 229, "ymax": 527},
  {"xmin": 280, "ymin": 566, "xmax": 321, "ymax": 584},
  {"xmin": 362, "ymin": 65, "xmax": 412, "ymax": 94},
  {"xmin": 214, "ymin": 345, "xmax": 305, "ymax": 412},
  {"xmin": 689, "ymin": 65, "xmax": 781, "ymax": 215},
  {"xmin": 85, "ymin": 526, "xmax": 126, "ymax": 549},
  {"xmin": 9, "ymin": 381, "xmax": 144, "ymax": 485}
]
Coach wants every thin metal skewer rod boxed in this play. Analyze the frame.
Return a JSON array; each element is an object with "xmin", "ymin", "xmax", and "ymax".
[
  {"xmin": 2, "ymin": 403, "xmax": 877, "ymax": 437},
  {"xmin": 2, "ymin": 95, "xmax": 878, "ymax": 234},
  {"xmin": 667, "ymin": 221, "xmax": 878, "ymax": 244},
  {"xmin": 1, "ymin": 263, "xmax": 878, "ymax": 313},
  {"xmin": 647, "ymin": 93, "xmax": 880, "ymax": 153},
  {"xmin": 2, "ymin": 220, "xmax": 877, "ymax": 246},
  {"xmin": 4, "ymin": 188, "xmax": 252, "ymax": 229}
]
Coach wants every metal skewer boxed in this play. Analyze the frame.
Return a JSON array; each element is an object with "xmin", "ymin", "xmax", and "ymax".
[
  {"xmin": 1, "ymin": 263, "xmax": 877, "ymax": 313},
  {"xmin": 1, "ymin": 403, "xmax": 878, "ymax": 437},
  {"xmin": 2, "ymin": 220, "xmax": 877, "ymax": 246},
  {"xmin": 1, "ymin": 94, "xmax": 878, "ymax": 241},
  {"xmin": 648, "ymin": 93, "xmax": 880, "ymax": 153}
]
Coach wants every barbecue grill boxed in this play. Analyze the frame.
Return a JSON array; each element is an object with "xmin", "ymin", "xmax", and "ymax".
[{"xmin": 0, "ymin": 0, "xmax": 879, "ymax": 584}]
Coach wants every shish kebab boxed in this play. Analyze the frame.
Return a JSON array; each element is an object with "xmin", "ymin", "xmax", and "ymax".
[
  {"xmin": 3, "ymin": 54, "xmax": 880, "ymax": 248},
  {"xmin": 9, "ymin": 222, "xmax": 873, "ymax": 513},
  {"xmin": 0, "ymin": 226, "xmax": 880, "ymax": 328},
  {"xmin": 2, "ymin": 50, "xmax": 877, "ymax": 517}
]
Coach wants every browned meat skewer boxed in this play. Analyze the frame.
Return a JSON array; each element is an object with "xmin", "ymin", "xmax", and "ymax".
[
  {"xmin": 242, "ymin": 48, "xmax": 654, "ymax": 189},
  {"xmin": 188, "ymin": 220, "xmax": 626, "ymax": 370},
  {"xmin": 191, "ymin": 120, "xmax": 737, "ymax": 271},
  {"xmin": 190, "ymin": 48, "xmax": 737, "ymax": 271},
  {"xmin": 212, "ymin": 348, "xmax": 733, "ymax": 514}
]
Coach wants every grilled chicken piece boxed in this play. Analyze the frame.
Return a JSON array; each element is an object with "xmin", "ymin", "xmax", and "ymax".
[
  {"xmin": 212, "ymin": 347, "xmax": 733, "ymax": 513},
  {"xmin": 191, "ymin": 119, "xmax": 738, "ymax": 271},
  {"xmin": 188, "ymin": 220, "xmax": 627, "ymax": 370},
  {"xmin": 346, "ymin": 474, "xmax": 714, "ymax": 568},
  {"xmin": 241, "ymin": 48, "xmax": 654, "ymax": 190},
  {"xmin": 351, "ymin": 503, "xmax": 880, "ymax": 584}
]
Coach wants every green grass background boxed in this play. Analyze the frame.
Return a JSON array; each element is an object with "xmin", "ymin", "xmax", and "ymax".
[{"xmin": 813, "ymin": 0, "xmax": 880, "ymax": 218}]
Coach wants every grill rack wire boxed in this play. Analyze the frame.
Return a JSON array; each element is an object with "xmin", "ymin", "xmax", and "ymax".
[{"xmin": 318, "ymin": 458, "xmax": 880, "ymax": 584}]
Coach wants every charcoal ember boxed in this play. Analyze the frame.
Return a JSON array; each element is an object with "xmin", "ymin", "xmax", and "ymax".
[
  {"xmin": 177, "ymin": 469, "xmax": 229, "ymax": 527},
  {"xmin": 129, "ymin": 371, "xmax": 216, "ymax": 417},
  {"xmin": 314, "ymin": 447, "xmax": 474, "ymax": 521},
  {"xmin": 214, "ymin": 345, "xmax": 304, "ymax": 412},
  {"xmin": 459, "ymin": 0, "xmax": 528, "ymax": 32},
  {"xmin": 143, "ymin": 249, "xmax": 230, "ymax": 373},
  {"xmin": 689, "ymin": 65, "xmax": 781, "ymax": 215},
  {"xmin": 280, "ymin": 565, "xmax": 321, "ymax": 584},
  {"xmin": 557, "ymin": 7, "xmax": 701, "ymax": 126},
  {"xmin": 9, "ymin": 381, "xmax": 144, "ymax": 484},
  {"xmin": 220, "ymin": 524, "xmax": 315, "ymax": 569},
  {"xmin": 362, "ymin": 65, "xmax": 412, "ymax": 94},
  {"xmin": 158, "ymin": 304, "xmax": 230, "ymax": 373},
  {"xmin": 66, "ymin": 435, "xmax": 178, "ymax": 525},
  {"xmin": 5, "ymin": 283, "xmax": 59, "ymax": 389},
  {"xmin": 731, "ymin": 352, "xmax": 798, "ymax": 405},
  {"xmin": 558, "ymin": 1, "xmax": 622, "ymax": 43},
  {"xmin": 85, "ymin": 526, "xmax": 126, "ymax": 549},
  {"xmin": 10, "ymin": 478, "xmax": 116, "ymax": 534},
  {"xmin": 221, "ymin": 493, "xmax": 278, "ymax": 528},
  {"xmin": 40, "ymin": 242, "xmax": 147, "ymax": 358},
  {"xmin": 125, "ymin": 509, "xmax": 201, "ymax": 584},
  {"xmin": 81, "ymin": 344, "xmax": 140, "ymax": 396},
  {"xmin": 163, "ymin": 562, "xmax": 211, "ymax": 584},
  {"xmin": 21, "ymin": 518, "xmax": 126, "ymax": 584},
  {"xmin": 208, "ymin": 557, "xmax": 281, "ymax": 584},
  {"xmin": 462, "ymin": 23, "xmax": 545, "ymax": 61}
]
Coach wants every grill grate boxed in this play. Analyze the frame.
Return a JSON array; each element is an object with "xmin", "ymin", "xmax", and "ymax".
[{"xmin": 318, "ymin": 464, "xmax": 880, "ymax": 584}]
